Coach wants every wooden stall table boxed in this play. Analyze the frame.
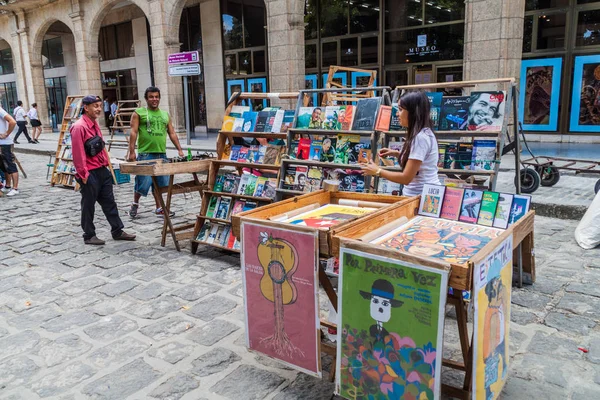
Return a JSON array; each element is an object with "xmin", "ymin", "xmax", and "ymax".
[
  {"xmin": 120, "ymin": 158, "xmax": 212, "ymax": 251},
  {"xmin": 332, "ymin": 196, "xmax": 536, "ymax": 399}
]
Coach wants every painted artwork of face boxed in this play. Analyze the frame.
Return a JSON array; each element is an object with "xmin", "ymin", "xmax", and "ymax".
[{"xmin": 370, "ymin": 295, "xmax": 392, "ymax": 323}]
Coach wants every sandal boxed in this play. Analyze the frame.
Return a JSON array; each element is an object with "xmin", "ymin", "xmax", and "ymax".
[{"xmin": 129, "ymin": 203, "xmax": 139, "ymax": 218}]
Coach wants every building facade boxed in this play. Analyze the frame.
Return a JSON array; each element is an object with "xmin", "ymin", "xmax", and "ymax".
[{"xmin": 0, "ymin": 0, "xmax": 597, "ymax": 140}]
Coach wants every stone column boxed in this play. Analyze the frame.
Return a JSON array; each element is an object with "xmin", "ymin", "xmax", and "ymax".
[
  {"xmin": 265, "ymin": 0, "xmax": 305, "ymax": 108},
  {"xmin": 463, "ymin": 0, "xmax": 526, "ymax": 88},
  {"xmin": 5, "ymin": 15, "xmax": 29, "ymax": 108},
  {"xmin": 201, "ymin": 0, "xmax": 226, "ymax": 131}
]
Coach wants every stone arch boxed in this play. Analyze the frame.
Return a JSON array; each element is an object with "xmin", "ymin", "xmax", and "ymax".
[
  {"xmin": 30, "ymin": 17, "xmax": 75, "ymax": 66},
  {"xmin": 164, "ymin": 0, "xmax": 189, "ymax": 46}
]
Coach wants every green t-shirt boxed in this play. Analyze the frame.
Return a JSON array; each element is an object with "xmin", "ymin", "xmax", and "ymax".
[{"xmin": 136, "ymin": 107, "xmax": 169, "ymax": 153}]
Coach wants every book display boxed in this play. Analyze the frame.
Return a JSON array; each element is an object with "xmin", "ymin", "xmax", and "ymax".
[
  {"xmin": 51, "ymin": 96, "xmax": 84, "ymax": 189},
  {"xmin": 192, "ymin": 91, "xmax": 299, "ymax": 254}
]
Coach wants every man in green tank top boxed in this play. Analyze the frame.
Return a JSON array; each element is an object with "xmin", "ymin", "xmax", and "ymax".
[{"xmin": 128, "ymin": 86, "xmax": 184, "ymax": 218}]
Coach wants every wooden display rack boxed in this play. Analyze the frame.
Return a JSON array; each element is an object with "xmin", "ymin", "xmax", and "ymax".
[
  {"xmin": 191, "ymin": 91, "xmax": 299, "ymax": 255},
  {"xmin": 277, "ymin": 87, "xmax": 392, "ymax": 200},
  {"xmin": 120, "ymin": 158, "xmax": 212, "ymax": 251},
  {"xmin": 333, "ymin": 200, "xmax": 535, "ymax": 399},
  {"xmin": 380, "ymin": 78, "xmax": 517, "ymax": 192},
  {"xmin": 50, "ymin": 95, "xmax": 84, "ymax": 189},
  {"xmin": 107, "ymin": 100, "xmax": 140, "ymax": 153}
]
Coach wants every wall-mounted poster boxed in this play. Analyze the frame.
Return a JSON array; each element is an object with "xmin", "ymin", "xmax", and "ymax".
[
  {"xmin": 570, "ymin": 55, "xmax": 600, "ymax": 132},
  {"xmin": 519, "ymin": 58, "xmax": 562, "ymax": 131},
  {"xmin": 248, "ymin": 77, "xmax": 268, "ymax": 110},
  {"xmin": 305, "ymin": 74, "xmax": 318, "ymax": 107},
  {"xmin": 241, "ymin": 221, "xmax": 321, "ymax": 376},
  {"xmin": 473, "ymin": 235, "xmax": 513, "ymax": 400},
  {"xmin": 336, "ymin": 247, "xmax": 449, "ymax": 400}
]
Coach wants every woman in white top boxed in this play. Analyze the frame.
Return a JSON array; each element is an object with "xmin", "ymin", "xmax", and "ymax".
[
  {"xmin": 27, "ymin": 103, "xmax": 41, "ymax": 144},
  {"xmin": 361, "ymin": 91, "xmax": 439, "ymax": 197}
]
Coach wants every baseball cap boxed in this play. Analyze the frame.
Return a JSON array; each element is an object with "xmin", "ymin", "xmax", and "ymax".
[{"xmin": 82, "ymin": 95, "xmax": 102, "ymax": 105}]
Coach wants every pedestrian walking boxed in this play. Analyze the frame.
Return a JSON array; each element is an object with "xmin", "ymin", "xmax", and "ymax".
[
  {"xmin": 0, "ymin": 104, "xmax": 19, "ymax": 197},
  {"xmin": 27, "ymin": 103, "xmax": 41, "ymax": 143},
  {"xmin": 103, "ymin": 96, "xmax": 111, "ymax": 129},
  {"xmin": 71, "ymin": 94, "xmax": 136, "ymax": 245},
  {"xmin": 13, "ymin": 101, "xmax": 33, "ymax": 144},
  {"xmin": 128, "ymin": 86, "xmax": 184, "ymax": 218}
]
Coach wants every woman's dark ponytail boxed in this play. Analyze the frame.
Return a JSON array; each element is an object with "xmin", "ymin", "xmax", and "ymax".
[{"xmin": 398, "ymin": 91, "xmax": 433, "ymax": 168}]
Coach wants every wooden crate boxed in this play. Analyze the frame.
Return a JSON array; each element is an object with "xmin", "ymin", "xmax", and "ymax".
[{"xmin": 120, "ymin": 159, "xmax": 212, "ymax": 176}]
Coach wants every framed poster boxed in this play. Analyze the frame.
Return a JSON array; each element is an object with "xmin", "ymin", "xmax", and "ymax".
[
  {"xmin": 336, "ymin": 247, "xmax": 449, "ymax": 400},
  {"xmin": 518, "ymin": 58, "xmax": 562, "ymax": 131},
  {"xmin": 351, "ymin": 71, "xmax": 377, "ymax": 88},
  {"xmin": 570, "ymin": 55, "xmax": 600, "ymax": 132},
  {"xmin": 241, "ymin": 221, "xmax": 321, "ymax": 377},
  {"xmin": 472, "ymin": 235, "xmax": 513, "ymax": 400},
  {"xmin": 248, "ymin": 77, "xmax": 268, "ymax": 110},
  {"xmin": 305, "ymin": 74, "xmax": 318, "ymax": 107},
  {"xmin": 227, "ymin": 79, "xmax": 246, "ymax": 106}
]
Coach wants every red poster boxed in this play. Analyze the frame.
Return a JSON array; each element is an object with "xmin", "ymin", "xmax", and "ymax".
[{"xmin": 241, "ymin": 222, "xmax": 321, "ymax": 376}]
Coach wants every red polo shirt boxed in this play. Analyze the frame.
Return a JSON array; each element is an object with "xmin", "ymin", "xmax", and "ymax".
[{"xmin": 71, "ymin": 114, "xmax": 108, "ymax": 181}]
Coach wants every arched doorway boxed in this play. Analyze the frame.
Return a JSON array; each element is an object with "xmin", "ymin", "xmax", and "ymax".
[{"xmin": 0, "ymin": 38, "xmax": 17, "ymax": 112}]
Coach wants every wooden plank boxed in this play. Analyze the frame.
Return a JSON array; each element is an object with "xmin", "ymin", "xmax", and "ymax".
[
  {"xmin": 289, "ymin": 128, "xmax": 374, "ymax": 137},
  {"xmin": 236, "ymin": 92, "xmax": 299, "ymax": 100},
  {"xmin": 204, "ymin": 190, "xmax": 274, "ymax": 203},
  {"xmin": 212, "ymin": 160, "xmax": 280, "ymax": 170},
  {"xmin": 120, "ymin": 159, "xmax": 212, "ymax": 176},
  {"xmin": 220, "ymin": 131, "xmax": 288, "ymax": 139},
  {"xmin": 382, "ymin": 130, "xmax": 501, "ymax": 137},
  {"xmin": 192, "ymin": 240, "xmax": 240, "ymax": 253},
  {"xmin": 511, "ymin": 210, "xmax": 535, "ymax": 246},
  {"xmin": 395, "ymin": 77, "xmax": 515, "ymax": 90}
]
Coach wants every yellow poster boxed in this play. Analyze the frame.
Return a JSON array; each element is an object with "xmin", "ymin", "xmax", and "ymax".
[
  {"xmin": 473, "ymin": 235, "xmax": 513, "ymax": 400},
  {"xmin": 284, "ymin": 204, "xmax": 376, "ymax": 229}
]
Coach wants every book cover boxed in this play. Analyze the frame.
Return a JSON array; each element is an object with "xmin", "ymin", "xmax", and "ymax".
[
  {"xmin": 439, "ymin": 96, "xmax": 470, "ymax": 130},
  {"xmin": 320, "ymin": 137, "xmax": 336, "ymax": 162},
  {"xmin": 231, "ymin": 175, "xmax": 241, "ymax": 195},
  {"xmin": 477, "ymin": 191, "xmax": 500, "ymax": 227},
  {"xmin": 214, "ymin": 225, "xmax": 225, "ymax": 246},
  {"xmin": 281, "ymin": 110, "xmax": 295, "ymax": 133},
  {"xmin": 237, "ymin": 147, "xmax": 249, "ymax": 163},
  {"xmin": 471, "ymin": 140, "xmax": 496, "ymax": 171},
  {"xmin": 214, "ymin": 196, "xmax": 232, "ymax": 220},
  {"xmin": 307, "ymin": 166, "xmax": 323, "ymax": 192},
  {"xmin": 242, "ymin": 111, "xmax": 258, "ymax": 132},
  {"xmin": 335, "ymin": 134, "xmax": 361, "ymax": 164},
  {"xmin": 418, "ymin": 184, "xmax": 446, "ymax": 218},
  {"xmin": 509, "ymin": 194, "xmax": 531, "ymax": 225},
  {"xmin": 294, "ymin": 165, "xmax": 309, "ymax": 191},
  {"xmin": 237, "ymin": 174, "xmax": 250, "ymax": 195},
  {"xmin": 244, "ymin": 175, "xmax": 258, "ymax": 196},
  {"xmin": 357, "ymin": 148, "xmax": 372, "ymax": 163},
  {"xmin": 247, "ymin": 145, "xmax": 260, "ymax": 163},
  {"xmin": 444, "ymin": 144, "xmax": 457, "ymax": 169},
  {"xmin": 229, "ymin": 145, "xmax": 242, "ymax": 162},
  {"xmin": 297, "ymin": 138, "xmax": 312, "ymax": 160},
  {"xmin": 349, "ymin": 141, "xmax": 370, "ymax": 164},
  {"xmin": 309, "ymin": 140, "xmax": 323, "ymax": 161},
  {"xmin": 282, "ymin": 165, "xmax": 297, "ymax": 190},
  {"xmin": 264, "ymin": 144, "xmax": 283, "ymax": 165},
  {"xmin": 352, "ymin": 97, "xmax": 382, "ymax": 131},
  {"xmin": 296, "ymin": 107, "xmax": 315, "ymax": 129},
  {"xmin": 323, "ymin": 106, "xmax": 342, "ymax": 130},
  {"xmin": 456, "ymin": 143, "xmax": 473, "ymax": 170},
  {"xmin": 389, "ymin": 103, "xmax": 402, "ymax": 131},
  {"xmin": 206, "ymin": 197, "xmax": 218, "ymax": 218},
  {"xmin": 232, "ymin": 118, "xmax": 245, "ymax": 132},
  {"xmin": 270, "ymin": 110, "xmax": 285, "ymax": 133},
  {"xmin": 255, "ymin": 111, "xmax": 270, "ymax": 132},
  {"xmin": 339, "ymin": 105, "xmax": 355, "ymax": 131},
  {"xmin": 285, "ymin": 204, "xmax": 375, "ymax": 228},
  {"xmin": 221, "ymin": 226, "xmax": 232, "ymax": 247},
  {"xmin": 197, "ymin": 221, "xmax": 212, "ymax": 241},
  {"xmin": 253, "ymin": 177, "xmax": 268, "ymax": 197},
  {"xmin": 440, "ymin": 187, "xmax": 464, "ymax": 220},
  {"xmin": 257, "ymin": 146, "xmax": 267, "ymax": 164},
  {"xmin": 338, "ymin": 171, "xmax": 366, "ymax": 192},
  {"xmin": 226, "ymin": 230, "xmax": 237, "ymax": 249},
  {"xmin": 263, "ymin": 178, "xmax": 277, "ymax": 199},
  {"xmin": 231, "ymin": 200, "xmax": 246, "ymax": 216},
  {"xmin": 213, "ymin": 174, "xmax": 226, "ymax": 192},
  {"xmin": 206, "ymin": 224, "xmax": 219, "ymax": 244},
  {"xmin": 243, "ymin": 201, "xmax": 258, "ymax": 212},
  {"xmin": 492, "ymin": 193, "xmax": 514, "ymax": 229},
  {"xmin": 264, "ymin": 111, "xmax": 278, "ymax": 132},
  {"xmin": 221, "ymin": 116, "xmax": 235, "ymax": 131},
  {"xmin": 374, "ymin": 105, "xmax": 392, "ymax": 131},
  {"xmin": 222, "ymin": 174, "xmax": 237, "ymax": 193},
  {"xmin": 437, "ymin": 143, "xmax": 448, "ymax": 169},
  {"xmin": 289, "ymin": 140, "xmax": 299, "ymax": 158},
  {"xmin": 459, "ymin": 189, "xmax": 484, "ymax": 224},
  {"xmin": 426, "ymin": 92, "xmax": 443, "ymax": 130},
  {"xmin": 467, "ymin": 91, "xmax": 506, "ymax": 131},
  {"xmin": 229, "ymin": 105, "xmax": 250, "ymax": 118}
]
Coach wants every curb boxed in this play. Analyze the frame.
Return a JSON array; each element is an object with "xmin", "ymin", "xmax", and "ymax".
[
  {"xmin": 532, "ymin": 202, "xmax": 586, "ymax": 221},
  {"xmin": 13, "ymin": 147, "xmax": 55, "ymax": 157}
]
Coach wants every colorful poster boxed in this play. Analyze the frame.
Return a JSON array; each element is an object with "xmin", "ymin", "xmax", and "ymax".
[
  {"xmin": 336, "ymin": 247, "xmax": 449, "ymax": 400},
  {"xmin": 285, "ymin": 204, "xmax": 376, "ymax": 228},
  {"xmin": 473, "ymin": 235, "xmax": 513, "ymax": 400},
  {"xmin": 570, "ymin": 55, "xmax": 600, "ymax": 132},
  {"xmin": 371, "ymin": 216, "xmax": 501, "ymax": 264},
  {"xmin": 241, "ymin": 222, "xmax": 321, "ymax": 376},
  {"xmin": 519, "ymin": 58, "xmax": 562, "ymax": 131}
]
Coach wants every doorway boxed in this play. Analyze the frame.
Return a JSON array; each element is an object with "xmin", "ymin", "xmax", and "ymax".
[{"xmin": 45, "ymin": 77, "xmax": 67, "ymax": 132}]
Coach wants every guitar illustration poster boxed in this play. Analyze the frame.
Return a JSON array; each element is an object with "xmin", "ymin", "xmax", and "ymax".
[
  {"xmin": 241, "ymin": 221, "xmax": 321, "ymax": 376},
  {"xmin": 336, "ymin": 247, "xmax": 448, "ymax": 400}
]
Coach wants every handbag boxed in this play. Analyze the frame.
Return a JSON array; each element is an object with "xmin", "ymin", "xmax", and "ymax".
[{"xmin": 84, "ymin": 133, "xmax": 105, "ymax": 157}]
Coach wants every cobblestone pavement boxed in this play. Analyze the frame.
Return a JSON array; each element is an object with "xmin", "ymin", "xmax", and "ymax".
[{"xmin": 2, "ymin": 153, "xmax": 600, "ymax": 399}]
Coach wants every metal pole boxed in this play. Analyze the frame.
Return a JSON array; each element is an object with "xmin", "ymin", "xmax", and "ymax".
[
  {"xmin": 183, "ymin": 75, "xmax": 191, "ymax": 146},
  {"xmin": 512, "ymin": 84, "xmax": 521, "ymax": 194}
]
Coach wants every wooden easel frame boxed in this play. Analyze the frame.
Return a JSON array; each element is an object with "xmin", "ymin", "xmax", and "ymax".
[
  {"xmin": 321, "ymin": 66, "xmax": 377, "ymax": 106},
  {"xmin": 107, "ymin": 100, "xmax": 141, "ymax": 155}
]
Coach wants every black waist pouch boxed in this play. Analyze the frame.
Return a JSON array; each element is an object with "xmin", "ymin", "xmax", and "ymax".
[{"xmin": 85, "ymin": 135, "xmax": 105, "ymax": 157}]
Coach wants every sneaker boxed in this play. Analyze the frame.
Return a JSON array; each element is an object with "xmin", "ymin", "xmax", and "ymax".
[
  {"xmin": 13, "ymin": 140, "xmax": 19, "ymax": 144},
  {"xmin": 113, "ymin": 231, "xmax": 136, "ymax": 241},
  {"xmin": 129, "ymin": 203, "xmax": 139, "ymax": 218},
  {"xmin": 33, "ymin": 139, "xmax": 40, "ymax": 144},
  {"xmin": 155, "ymin": 207, "xmax": 175, "ymax": 217},
  {"xmin": 84, "ymin": 236, "xmax": 105, "ymax": 245},
  {"xmin": 0, "ymin": 186, "xmax": 9, "ymax": 193},
  {"xmin": 6, "ymin": 189, "xmax": 19, "ymax": 197}
]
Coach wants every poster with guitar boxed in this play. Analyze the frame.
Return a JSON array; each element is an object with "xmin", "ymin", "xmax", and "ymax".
[{"xmin": 241, "ymin": 221, "xmax": 321, "ymax": 376}]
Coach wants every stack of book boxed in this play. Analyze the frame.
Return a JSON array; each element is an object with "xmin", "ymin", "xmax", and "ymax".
[
  {"xmin": 288, "ymin": 134, "xmax": 372, "ymax": 165},
  {"xmin": 213, "ymin": 171, "xmax": 278, "ymax": 200},
  {"xmin": 221, "ymin": 106, "xmax": 295, "ymax": 133}
]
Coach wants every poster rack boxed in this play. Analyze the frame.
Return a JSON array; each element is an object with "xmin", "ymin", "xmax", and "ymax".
[
  {"xmin": 277, "ymin": 86, "xmax": 392, "ymax": 200},
  {"xmin": 191, "ymin": 91, "xmax": 299, "ymax": 254},
  {"xmin": 380, "ymin": 78, "xmax": 518, "ymax": 192},
  {"xmin": 51, "ymin": 95, "xmax": 84, "ymax": 190}
]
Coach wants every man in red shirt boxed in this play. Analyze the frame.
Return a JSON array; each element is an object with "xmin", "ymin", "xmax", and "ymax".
[{"xmin": 71, "ymin": 95, "xmax": 135, "ymax": 245}]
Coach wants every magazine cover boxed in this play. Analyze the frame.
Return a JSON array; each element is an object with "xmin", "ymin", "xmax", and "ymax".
[
  {"xmin": 426, "ymin": 92, "xmax": 443, "ymax": 129},
  {"xmin": 459, "ymin": 189, "xmax": 484, "ymax": 224},
  {"xmin": 509, "ymin": 194, "xmax": 531, "ymax": 225},
  {"xmin": 439, "ymin": 96, "xmax": 470, "ymax": 130},
  {"xmin": 467, "ymin": 91, "xmax": 506, "ymax": 131},
  {"xmin": 285, "ymin": 204, "xmax": 376, "ymax": 228},
  {"xmin": 320, "ymin": 137, "xmax": 337, "ymax": 162},
  {"xmin": 242, "ymin": 111, "xmax": 258, "ymax": 132},
  {"xmin": 221, "ymin": 116, "xmax": 235, "ymax": 131},
  {"xmin": 477, "ymin": 191, "xmax": 500, "ymax": 227},
  {"xmin": 229, "ymin": 105, "xmax": 250, "ymax": 118},
  {"xmin": 324, "ymin": 106, "xmax": 342, "ymax": 130},
  {"xmin": 335, "ymin": 134, "xmax": 360, "ymax": 164},
  {"xmin": 352, "ymin": 97, "xmax": 383, "ymax": 131},
  {"xmin": 418, "ymin": 184, "xmax": 446, "ymax": 218},
  {"xmin": 309, "ymin": 141, "xmax": 323, "ymax": 161},
  {"xmin": 471, "ymin": 140, "xmax": 497, "ymax": 171},
  {"xmin": 338, "ymin": 171, "xmax": 366, "ymax": 192},
  {"xmin": 232, "ymin": 118, "xmax": 245, "ymax": 132},
  {"xmin": 294, "ymin": 166, "xmax": 309, "ymax": 191},
  {"xmin": 493, "ymin": 193, "xmax": 514, "ymax": 229},
  {"xmin": 295, "ymin": 107, "xmax": 315, "ymax": 129},
  {"xmin": 439, "ymin": 187, "xmax": 464, "ymax": 221},
  {"xmin": 281, "ymin": 110, "xmax": 296, "ymax": 133},
  {"xmin": 374, "ymin": 105, "xmax": 392, "ymax": 131},
  {"xmin": 339, "ymin": 105, "xmax": 355, "ymax": 130},
  {"xmin": 270, "ymin": 110, "xmax": 285, "ymax": 133},
  {"xmin": 389, "ymin": 103, "xmax": 402, "ymax": 131}
]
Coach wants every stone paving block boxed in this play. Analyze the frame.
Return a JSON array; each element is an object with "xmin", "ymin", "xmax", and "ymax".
[
  {"xmin": 171, "ymin": 281, "xmax": 220, "ymax": 302},
  {"xmin": 57, "ymin": 276, "xmax": 107, "ymax": 296},
  {"xmin": 0, "ymin": 274, "xmax": 26, "ymax": 294},
  {"xmin": 128, "ymin": 282, "xmax": 169, "ymax": 301},
  {"xmin": 7, "ymin": 304, "xmax": 62, "ymax": 330},
  {"xmin": 149, "ymin": 373, "xmax": 200, "ymax": 400},
  {"xmin": 184, "ymin": 295, "xmax": 237, "ymax": 321},
  {"xmin": 0, "ymin": 330, "xmax": 41, "ymax": 362},
  {"xmin": 228, "ymin": 284, "xmax": 243, "ymax": 298},
  {"xmin": 82, "ymin": 358, "xmax": 162, "ymax": 400},
  {"xmin": 86, "ymin": 296, "xmax": 138, "ymax": 317},
  {"xmin": 510, "ymin": 305, "xmax": 539, "ymax": 326},
  {"xmin": 210, "ymin": 364, "xmax": 285, "ymax": 400},
  {"xmin": 87, "ymin": 337, "xmax": 150, "ymax": 369},
  {"xmin": 588, "ymin": 336, "xmax": 600, "ymax": 365},
  {"xmin": 61, "ymin": 253, "xmax": 107, "ymax": 268},
  {"xmin": 512, "ymin": 353, "xmax": 585, "ymax": 389},
  {"xmin": 40, "ymin": 310, "xmax": 100, "ymax": 333},
  {"xmin": 148, "ymin": 341, "xmax": 196, "ymax": 364},
  {"xmin": 97, "ymin": 280, "xmax": 139, "ymax": 297},
  {"xmin": 126, "ymin": 295, "xmax": 183, "ymax": 319},
  {"xmin": 211, "ymin": 268, "xmax": 242, "ymax": 285},
  {"xmin": 527, "ymin": 331, "xmax": 583, "ymax": 361},
  {"xmin": 35, "ymin": 334, "xmax": 93, "ymax": 367},
  {"xmin": 0, "ymin": 356, "xmax": 40, "ymax": 388},
  {"xmin": 511, "ymin": 289, "xmax": 553, "ymax": 311},
  {"xmin": 161, "ymin": 268, "xmax": 206, "ymax": 284},
  {"xmin": 273, "ymin": 372, "xmax": 334, "ymax": 400},
  {"xmin": 198, "ymin": 256, "xmax": 239, "ymax": 272},
  {"xmin": 93, "ymin": 255, "xmax": 138, "ymax": 269},
  {"xmin": 566, "ymin": 282, "xmax": 600, "ymax": 298},
  {"xmin": 54, "ymin": 292, "xmax": 103, "ymax": 310},
  {"xmin": 2, "ymin": 288, "xmax": 59, "ymax": 313},
  {"xmin": 190, "ymin": 347, "xmax": 241, "ymax": 377},
  {"xmin": 544, "ymin": 311, "xmax": 597, "ymax": 336},
  {"xmin": 100, "ymin": 263, "xmax": 143, "ymax": 280},
  {"xmin": 498, "ymin": 376, "xmax": 568, "ymax": 400},
  {"xmin": 30, "ymin": 362, "xmax": 96, "ymax": 398},
  {"xmin": 58, "ymin": 266, "xmax": 103, "ymax": 282},
  {"xmin": 139, "ymin": 316, "xmax": 195, "ymax": 341},
  {"xmin": 187, "ymin": 319, "xmax": 240, "ymax": 346},
  {"xmin": 557, "ymin": 292, "xmax": 600, "ymax": 320},
  {"xmin": 133, "ymin": 266, "xmax": 173, "ymax": 282},
  {"xmin": 572, "ymin": 385, "xmax": 600, "ymax": 400},
  {"xmin": 83, "ymin": 315, "xmax": 139, "ymax": 341},
  {"xmin": 0, "ymin": 327, "xmax": 8, "ymax": 338}
]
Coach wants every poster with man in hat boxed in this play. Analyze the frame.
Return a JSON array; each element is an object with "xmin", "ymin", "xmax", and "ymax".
[{"xmin": 336, "ymin": 247, "xmax": 449, "ymax": 400}]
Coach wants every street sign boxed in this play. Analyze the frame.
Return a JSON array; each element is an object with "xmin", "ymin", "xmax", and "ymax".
[
  {"xmin": 168, "ymin": 51, "xmax": 199, "ymax": 65},
  {"xmin": 168, "ymin": 63, "xmax": 201, "ymax": 77}
]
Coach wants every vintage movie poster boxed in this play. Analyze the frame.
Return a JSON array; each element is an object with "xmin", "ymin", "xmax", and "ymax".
[
  {"xmin": 285, "ymin": 204, "xmax": 376, "ymax": 228},
  {"xmin": 241, "ymin": 222, "xmax": 321, "ymax": 376},
  {"xmin": 473, "ymin": 235, "xmax": 513, "ymax": 400},
  {"xmin": 371, "ymin": 216, "xmax": 501, "ymax": 264},
  {"xmin": 519, "ymin": 58, "xmax": 562, "ymax": 131},
  {"xmin": 336, "ymin": 247, "xmax": 449, "ymax": 400},
  {"xmin": 570, "ymin": 55, "xmax": 600, "ymax": 132}
]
